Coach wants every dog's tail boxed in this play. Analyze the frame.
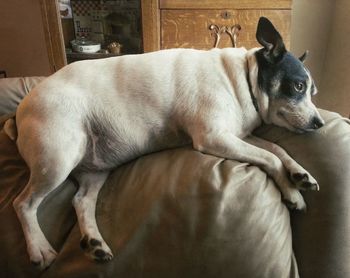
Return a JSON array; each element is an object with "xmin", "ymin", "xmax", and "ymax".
[{"xmin": 4, "ymin": 117, "xmax": 17, "ymax": 141}]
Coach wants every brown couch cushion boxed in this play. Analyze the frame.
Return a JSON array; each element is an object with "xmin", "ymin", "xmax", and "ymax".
[
  {"xmin": 0, "ymin": 114, "xmax": 297, "ymax": 278},
  {"xmin": 255, "ymin": 110, "xmax": 350, "ymax": 278},
  {"xmin": 0, "ymin": 77, "xmax": 44, "ymax": 116}
]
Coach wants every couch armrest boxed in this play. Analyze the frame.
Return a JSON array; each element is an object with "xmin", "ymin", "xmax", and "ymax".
[
  {"xmin": 255, "ymin": 109, "xmax": 350, "ymax": 278},
  {"xmin": 0, "ymin": 77, "xmax": 45, "ymax": 116}
]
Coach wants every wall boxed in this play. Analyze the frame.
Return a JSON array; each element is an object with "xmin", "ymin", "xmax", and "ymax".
[
  {"xmin": 291, "ymin": 0, "xmax": 349, "ymax": 117},
  {"xmin": 317, "ymin": 0, "xmax": 350, "ymax": 117},
  {"xmin": 0, "ymin": 0, "xmax": 52, "ymax": 77},
  {"xmin": 290, "ymin": 0, "xmax": 334, "ymax": 87}
]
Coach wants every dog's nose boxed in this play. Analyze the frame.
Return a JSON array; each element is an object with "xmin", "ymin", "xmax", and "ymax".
[{"xmin": 311, "ymin": 116, "xmax": 325, "ymax": 129}]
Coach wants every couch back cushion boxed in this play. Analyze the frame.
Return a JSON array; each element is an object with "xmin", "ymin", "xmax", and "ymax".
[{"xmin": 0, "ymin": 77, "xmax": 45, "ymax": 116}]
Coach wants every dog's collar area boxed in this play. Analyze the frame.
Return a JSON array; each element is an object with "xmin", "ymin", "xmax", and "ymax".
[{"xmin": 246, "ymin": 65, "xmax": 259, "ymax": 113}]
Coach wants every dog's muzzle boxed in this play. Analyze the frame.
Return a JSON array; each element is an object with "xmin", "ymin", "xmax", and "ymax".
[{"xmin": 309, "ymin": 116, "xmax": 325, "ymax": 130}]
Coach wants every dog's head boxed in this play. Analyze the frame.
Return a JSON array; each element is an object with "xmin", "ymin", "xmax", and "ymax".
[{"xmin": 252, "ymin": 17, "xmax": 324, "ymax": 132}]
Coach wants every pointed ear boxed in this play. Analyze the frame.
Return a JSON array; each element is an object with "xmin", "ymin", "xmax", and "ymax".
[
  {"xmin": 299, "ymin": 50, "xmax": 309, "ymax": 62},
  {"xmin": 256, "ymin": 17, "xmax": 286, "ymax": 63}
]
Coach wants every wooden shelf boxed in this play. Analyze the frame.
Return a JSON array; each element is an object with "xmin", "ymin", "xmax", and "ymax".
[{"xmin": 66, "ymin": 52, "xmax": 121, "ymax": 63}]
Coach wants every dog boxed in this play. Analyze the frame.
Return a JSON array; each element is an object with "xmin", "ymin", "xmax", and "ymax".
[{"xmin": 4, "ymin": 17, "xmax": 324, "ymax": 270}]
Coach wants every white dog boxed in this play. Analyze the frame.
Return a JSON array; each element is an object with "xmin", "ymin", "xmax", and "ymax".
[{"xmin": 5, "ymin": 17, "xmax": 324, "ymax": 269}]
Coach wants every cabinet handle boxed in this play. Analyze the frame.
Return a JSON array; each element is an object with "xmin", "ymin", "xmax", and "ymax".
[{"xmin": 209, "ymin": 24, "xmax": 241, "ymax": 48}]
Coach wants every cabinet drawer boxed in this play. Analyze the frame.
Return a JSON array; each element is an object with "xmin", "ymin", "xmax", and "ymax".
[
  {"xmin": 160, "ymin": 0, "xmax": 292, "ymax": 10},
  {"xmin": 161, "ymin": 10, "xmax": 290, "ymax": 50}
]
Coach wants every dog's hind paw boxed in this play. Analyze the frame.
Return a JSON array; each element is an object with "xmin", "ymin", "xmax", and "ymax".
[
  {"xmin": 290, "ymin": 171, "xmax": 319, "ymax": 191},
  {"xmin": 80, "ymin": 235, "xmax": 114, "ymax": 263},
  {"xmin": 29, "ymin": 245, "xmax": 57, "ymax": 270}
]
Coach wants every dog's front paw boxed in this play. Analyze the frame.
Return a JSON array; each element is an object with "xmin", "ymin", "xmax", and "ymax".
[
  {"xmin": 80, "ymin": 235, "xmax": 113, "ymax": 262},
  {"xmin": 29, "ymin": 244, "xmax": 57, "ymax": 270},
  {"xmin": 290, "ymin": 171, "xmax": 319, "ymax": 191},
  {"xmin": 282, "ymin": 188, "xmax": 307, "ymax": 211}
]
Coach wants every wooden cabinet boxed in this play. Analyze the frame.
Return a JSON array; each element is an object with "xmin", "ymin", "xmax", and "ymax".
[
  {"xmin": 142, "ymin": 0, "xmax": 292, "ymax": 52},
  {"xmin": 41, "ymin": 0, "xmax": 292, "ymax": 72},
  {"xmin": 40, "ymin": 0, "xmax": 143, "ymax": 73}
]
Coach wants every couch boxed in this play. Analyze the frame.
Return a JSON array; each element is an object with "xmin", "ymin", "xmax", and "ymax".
[{"xmin": 0, "ymin": 77, "xmax": 349, "ymax": 278}]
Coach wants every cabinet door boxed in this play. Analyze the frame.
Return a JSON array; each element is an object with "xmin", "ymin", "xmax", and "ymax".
[{"xmin": 161, "ymin": 9, "xmax": 290, "ymax": 50}]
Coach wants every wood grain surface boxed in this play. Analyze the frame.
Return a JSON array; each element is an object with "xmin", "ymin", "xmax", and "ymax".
[
  {"xmin": 39, "ymin": 0, "xmax": 67, "ymax": 71},
  {"xmin": 160, "ymin": 0, "xmax": 292, "ymax": 10},
  {"xmin": 161, "ymin": 10, "xmax": 291, "ymax": 50},
  {"xmin": 141, "ymin": 0, "xmax": 161, "ymax": 52},
  {"xmin": 159, "ymin": 0, "xmax": 292, "ymax": 10}
]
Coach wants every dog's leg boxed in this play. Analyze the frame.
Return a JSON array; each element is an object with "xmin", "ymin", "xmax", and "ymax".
[
  {"xmin": 72, "ymin": 171, "xmax": 113, "ymax": 262},
  {"xmin": 14, "ymin": 119, "xmax": 86, "ymax": 269},
  {"xmin": 192, "ymin": 131, "xmax": 306, "ymax": 210},
  {"xmin": 245, "ymin": 135, "xmax": 319, "ymax": 191},
  {"xmin": 13, "ymin": 166, "xmax": 72, "ymax": 270}
]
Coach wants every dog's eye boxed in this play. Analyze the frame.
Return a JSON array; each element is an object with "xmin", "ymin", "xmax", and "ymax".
[{"xmin": 294, "ymin": 82, "xmax": 304, "ymax": 92}]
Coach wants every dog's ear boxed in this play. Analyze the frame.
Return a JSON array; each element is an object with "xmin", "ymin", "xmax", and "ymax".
[
  {"xmin": 299, "ymin": 50, "xmax": 309, "ymax": 62},
  {"xmin": 256, "ymin": 17, "xmax": 286, "ymax": 63}
]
